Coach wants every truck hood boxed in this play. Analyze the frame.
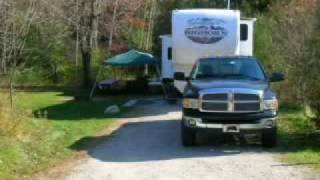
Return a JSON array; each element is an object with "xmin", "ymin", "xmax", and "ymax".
[{"xmin": 188, "ymin": 79, "xmax": 268, "ymax": 92}]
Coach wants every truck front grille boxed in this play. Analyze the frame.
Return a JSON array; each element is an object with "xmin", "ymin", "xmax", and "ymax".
[
  {"xmin": 200, "ymin": 91, "xmax": 262, "ymax": 113},
  {"xmin": 202, "ymin": 94, "xmax": 228, "ymax": 101},
  {"xmin": 234, "ymin": 102, "xmax": 260, "ymax": 112},
  {"xmin": 234, "ymin": 94, "xmax": 260, "ymax": 101},
  {"xmin": 202, "ymin": 102, "xmax": 228, "ymax": 111}
]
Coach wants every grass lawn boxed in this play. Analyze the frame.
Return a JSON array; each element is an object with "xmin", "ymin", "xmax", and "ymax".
[
  {"xmin": 277, "ymin": 103, "xmax": 320, "ymax": 169},
  {"xmin": 0, "ymin": 90, "xmax": 128, "ymax": 180}
]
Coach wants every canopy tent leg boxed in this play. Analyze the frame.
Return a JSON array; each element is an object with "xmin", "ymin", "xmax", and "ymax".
[
  {"xmin": 145, "ymin": 64, "xmax": 149, "ymax": 76},
  {"xmin": 89, "ymin": 66, "xmax": 104, "ymax": 100}
]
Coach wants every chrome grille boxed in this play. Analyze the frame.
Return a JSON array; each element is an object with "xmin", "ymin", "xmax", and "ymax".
[
  {"xmin": 234, "ymin": 102, "xmax": 260, "ymax": 111},
  {"xmin": 200, "ymin": 89, "xmax": 263, "ymax": 113},
  {"xmin": 202, "ymin": 102, "xmax": 228, "ymax": 111},
  {"xmin": 234, "ymin": 94, "xmax": 259, "ymax": 101},
  {"xmin": 202, "ymin": 94, "xmax": 228, "ymax": 101}
]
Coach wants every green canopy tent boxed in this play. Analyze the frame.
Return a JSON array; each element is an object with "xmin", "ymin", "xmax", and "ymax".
[
  {"xmin": 90, "ymin": 49, "xmax": 160, "ymax": 98},
  {"xmin": 104, "ymin": 49, "xmax": 159, "ymax": 66}
]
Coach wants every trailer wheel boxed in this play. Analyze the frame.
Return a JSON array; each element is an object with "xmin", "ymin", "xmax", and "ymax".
[
  {"xmin": 262, "ymin": 127, "xmax": 277, "ymax": 148},
  {"xmin": 181, "ymin": 121, "xmax": 196, "ymax": 146}
]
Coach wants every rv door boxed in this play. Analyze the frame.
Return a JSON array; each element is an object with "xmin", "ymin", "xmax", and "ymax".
[
  {"xmin": 240, "ymin": 18, "xmax": 256, "ymax": 56},
  {"xmin": 160, "ymin": 36, "xmax": 174, "ymax": 80}
]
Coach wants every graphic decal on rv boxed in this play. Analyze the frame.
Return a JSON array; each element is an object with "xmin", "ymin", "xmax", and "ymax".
[{"xmin": 184, "ymin": 18, "xmax": 228, "ymax": 44}]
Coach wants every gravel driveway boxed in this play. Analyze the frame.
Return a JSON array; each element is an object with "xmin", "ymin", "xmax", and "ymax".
[{"xmin": 65, "ymin": 99, "xmax": 319, "ymax": 180}]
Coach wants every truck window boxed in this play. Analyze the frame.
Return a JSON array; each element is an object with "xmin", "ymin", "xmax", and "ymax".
[
  {"xmin": 240, "ymin": 24, "xmax": 248, "ymax": 41},
  {"xmin": 191, "ymin": 58, "xmax": 266, "ymax": 81},
  {"xmin": 168, "ymin": 47, "xmax": 172, "ymax": 61}
]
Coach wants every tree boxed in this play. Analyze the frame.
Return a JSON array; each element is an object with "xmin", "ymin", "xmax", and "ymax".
[
  {"xmin": 268, "ymin": 0, "xmax": 317, "ymax": 102},
  {"xmin": 50, "ymin": 0, "xmax": 101, "ymax": 87},
  {"xmin": 77, "ymin": 0, "xmax": 98, "ymax": 87},
  {"xmin": 99, "ymin": 0, "xmax": 145, "ymax": 51},
  {"xmin": 0, "ymin": 0, "xmax": 37, "ymax": 107}
]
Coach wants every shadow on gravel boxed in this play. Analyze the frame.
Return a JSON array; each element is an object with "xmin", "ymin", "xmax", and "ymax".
[
  {"xmin": 33, "ymin": 97, "xmax": 174, "ymax": 121},
  {"xmin": 70, "ymin": 119, "xmax": 264, "ymax": 163},
  {"xmin": 120, "ymin": 99, "xmax": 181, "ymax": 118}
]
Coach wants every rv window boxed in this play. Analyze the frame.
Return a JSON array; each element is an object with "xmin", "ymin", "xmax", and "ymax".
[
  {"xmin": 168, "ymin": 47, "xmax": 172, "ymax": 60},
  {"xmin": 240, "ymin": 24, "xmax": 248, "ymax": 41}
]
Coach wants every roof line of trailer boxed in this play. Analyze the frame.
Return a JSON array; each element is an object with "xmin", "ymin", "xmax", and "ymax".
[{"xmin": 241, "ymin": 17, "xmax": 257, "ymax": 21}]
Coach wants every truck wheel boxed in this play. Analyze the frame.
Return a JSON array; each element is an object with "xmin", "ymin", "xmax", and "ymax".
[
  {"xmin": 181, "ymin": 121, "xmax": 196, "ymax": 146},
  {"xmin": 262, "ymin": 127, "xmax": 277, "ymax": 148}
]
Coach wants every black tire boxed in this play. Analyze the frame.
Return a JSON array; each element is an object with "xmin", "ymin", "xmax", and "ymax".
[
  {"xmin": 262, "ymin": 127, "xmax": 277, "ymax": 148},
  {"xmin": 181, "ymin": 121, "xmax": 196, "ymax": 146}
]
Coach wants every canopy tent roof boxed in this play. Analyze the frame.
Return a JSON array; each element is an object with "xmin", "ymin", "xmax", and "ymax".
[{"xmin": 104, "ymin": 49, "xmax": 159, "ymax": 67}]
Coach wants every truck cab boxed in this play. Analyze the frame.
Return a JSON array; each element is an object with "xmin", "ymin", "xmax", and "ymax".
[{"xmin": 175, "ymin": 57, "xmax": 284, "ymax": 147}]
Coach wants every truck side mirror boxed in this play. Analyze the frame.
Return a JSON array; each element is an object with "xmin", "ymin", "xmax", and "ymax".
[
  {"xmin": 174, "ymin": 72, "xmax": 186, "ymax": 81},
  {"xmin": 270, "ymin": 72, "xmax": 285, "ymax": 82}
]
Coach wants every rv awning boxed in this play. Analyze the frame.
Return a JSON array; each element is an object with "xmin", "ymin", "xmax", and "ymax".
[{"xmin": 104, "ymin": 49, "xmax": 159, "ymax": 67}]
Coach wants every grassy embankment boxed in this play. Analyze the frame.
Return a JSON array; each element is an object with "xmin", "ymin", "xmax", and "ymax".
[
  {"xmin": 277, "ymin": 103, "xmax": 320, "ymax": 169},
  {"xmin": 0, "ymin": 90, "xmax": 127, "ymax": 179}
]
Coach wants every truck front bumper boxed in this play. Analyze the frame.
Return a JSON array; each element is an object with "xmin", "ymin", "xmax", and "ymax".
[{"xmin": 183, "ymin": 116, "xmax": 276, "ymax": 132}]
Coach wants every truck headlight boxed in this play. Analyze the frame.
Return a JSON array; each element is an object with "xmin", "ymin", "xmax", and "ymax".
[
  {"xmin": 263, "ymin": 99, "xmax": 278, "ymax": 110},
  {"xmin": 183, "ymin": 98, "xmax": 199, "ymax": 109}
]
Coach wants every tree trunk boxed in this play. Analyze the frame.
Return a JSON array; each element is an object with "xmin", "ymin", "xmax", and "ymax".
[
  {"xmin": 1, "ymin": 37, "xmax": 7, "ymax": 74},
  {"xmin": 108, "ymin": 0, "xmax": 119, "ymax": 50},
  {"xmin": 145, "ymin": 0, "xmax": 156, "ymax": 51},
  {"xmin": 79, "ymin": 0, "xmax": 97, "ymax": 88},
  {"xmin": 9, "ymin": 71, "xmax": 14, "ymax": 109},
  {"xmin": 82, "ymin": 51, "xmax": 92, "ymax": 87}
]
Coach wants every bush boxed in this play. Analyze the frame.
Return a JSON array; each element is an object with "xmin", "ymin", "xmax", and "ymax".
[{"xmin": 305, "ymin": 8, "xmax": 320, "ymax": 126}]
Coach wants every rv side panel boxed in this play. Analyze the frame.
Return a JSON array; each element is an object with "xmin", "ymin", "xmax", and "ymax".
[{"xmin": 172, "ymin": 9, "xmax": 241, "ymax": 75}]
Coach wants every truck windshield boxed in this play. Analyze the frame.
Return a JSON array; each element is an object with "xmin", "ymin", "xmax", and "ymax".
[{"xmin": 191, "ymin": 58, "xmax": 266, "ymax": 81}]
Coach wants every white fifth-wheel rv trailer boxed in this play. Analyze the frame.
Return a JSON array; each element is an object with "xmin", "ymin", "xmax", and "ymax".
[{"xmin": 161, "ymin": 8, "xmax": 285, "ymax": 147}]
